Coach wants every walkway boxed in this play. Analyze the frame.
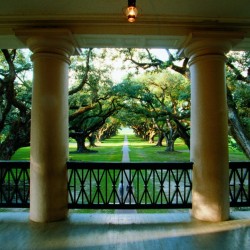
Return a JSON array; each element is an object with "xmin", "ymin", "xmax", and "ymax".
[
  {"xmin": 0, "ymin": 211, "xmax": 249, "ymax": 249},
  {"xmin": 116, "ymin": 135, "xmax": 137, "ymax": 214},
  {"xmin": 121, "ymin": 135, "xmax": 130, "ymax": 162}
]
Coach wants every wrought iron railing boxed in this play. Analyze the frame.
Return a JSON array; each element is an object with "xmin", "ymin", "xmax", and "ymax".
[
  {"xmin": 0, "ymin": 161, "xmax": 249, "ymax": 209},
  {"xmin": 0, "ymin": 161, "xmax": 30, "ymax": 208},
  {"xmin": 67, "ymin": 162, "xmax": 193, "ymax": 209},
  {"xmin": 229, "ymin": 161, "xmax": 250, "ymax": 207}
]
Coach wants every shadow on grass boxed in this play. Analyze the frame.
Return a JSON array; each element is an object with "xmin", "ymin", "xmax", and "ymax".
[
  {"xmin": 157, "ymin": 151, "xmax": 182, "ymax": 154},
  {"xmin": 70, "ymin": 150, "xmax": 98, "ymax": 154}
]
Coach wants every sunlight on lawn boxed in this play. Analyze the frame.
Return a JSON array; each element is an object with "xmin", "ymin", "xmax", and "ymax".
[
  {"xmin": 127, "ymin": 135, "xmax": 190, "ymax": 162},
  {"xmin": 11, "ymin": 128, "xmax": 248, "ymax": 162},
  {"xmin": 69, "ymin": 134, "xmax": 126, "ymax": 162}
]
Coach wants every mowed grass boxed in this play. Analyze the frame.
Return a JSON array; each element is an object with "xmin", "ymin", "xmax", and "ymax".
[
  {"xmin": 11, "ymin": 132, "xmax": 248, "ymax": 162},
  {"xmin": 128, "ymin": 134, "xmax": 249, "ymax": 162},
  {"xmin": 11, "ymin": 146, "xmax": 31, "ymax": 160},
  {"xmin": 12, "ymin": 135, "xmax": 124, "ymax": 162},
  {"xmin": 69, "ymin": 135, "xmax": 124, "ymax": 162},
  {"xmin": 128, "ymin": 135, "xmax": 190, "ymax": 162}
]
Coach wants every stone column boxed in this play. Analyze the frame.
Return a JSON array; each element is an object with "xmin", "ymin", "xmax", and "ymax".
[
  {"xmin": 184, "ymin": 35, "xmax": 232, "ymax": 222},
  {"xmin": 25, "ymin": 30, "xmax": 75, "ymax": 222}
]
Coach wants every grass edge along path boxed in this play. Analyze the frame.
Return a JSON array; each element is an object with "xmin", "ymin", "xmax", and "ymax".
[{"xmin": 11, "ymin": 132, "xmax": 248, "ymax": 162}]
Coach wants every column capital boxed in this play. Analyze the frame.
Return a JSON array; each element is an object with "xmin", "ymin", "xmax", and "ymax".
[
  {"xmin": 15, "ymin": 28, "xmax": 80, "ymax": 57},
  {"xmin": 183, "ymin": 31, "xmax": 244, "ymax": 59}
]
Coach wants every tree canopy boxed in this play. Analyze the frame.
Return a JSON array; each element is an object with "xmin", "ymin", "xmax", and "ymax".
[
  {"xmin": 0, "ymin": 48, "xmax": 249, "ymax": 159},
  {"xmin": 0, "ymin": 49, "xmax": 32, "ymax": 159}
]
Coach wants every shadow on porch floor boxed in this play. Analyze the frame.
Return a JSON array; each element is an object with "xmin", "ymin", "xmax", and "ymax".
[{"xmin": 0, "ymin": 211, "xmax": 249, "ymax": 249}]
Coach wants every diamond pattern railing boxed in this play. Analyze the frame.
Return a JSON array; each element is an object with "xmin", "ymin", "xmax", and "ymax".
[
  {"xmin": 0, "ymin": 161, "xmax": 30, "ymax": 208},
  {"xmin": 229, "ymin": 161, "xmax": 250, "ymax": 207},
  {"xmin": 67, "ymin": 162, "xmax": 193, "ymax": 209},
  {"xmin": 0, "ymin": 161, "xmax": 249, "ymax": 209}
]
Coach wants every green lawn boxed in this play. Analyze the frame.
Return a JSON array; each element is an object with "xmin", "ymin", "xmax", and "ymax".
[
  {"xmin": 11, "ymin": 132, "xmax": 248, "ymax": 162},
  {"xmin": 128, "ymin": 135, "xmax": 190, "ymax": 162},
  {"xmin": 128, "ymin": 134, "xmax": 248, "ymax": 162},
  {"xmin": 12, "ymin": 134, "xmax": 124, "ymax": 162},
  {"xmin": 7, "ymin": 131, "xmax": 249, "ymax": 214},
  {"xmin": 69, "ymin": 134, "xmax": 124, "ymax": 162}
]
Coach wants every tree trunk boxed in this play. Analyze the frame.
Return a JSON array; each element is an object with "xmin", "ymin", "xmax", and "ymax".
[
  {"xmin": 69, "ymin": 131, "xmax": 89, "ymax": 153},
  {"xmin": 88, "ymin": 134, "xmax": 97, "ymax": 147},
  {"xmin": 0, "ymin": 119, "xmax": 30, "ymax": 160},
  {"xmin": 148, "ymin": 130, "xmax": 156, "ymax": 144},
  {"xmin": 164, "ymin": 119, "xmax": 178, "ymax": 152},
  {"xmin": 155, "ymin": 132, "xmax": 164, "ymax": 147},
  {"xmin": 96, "ymin": 127, "xmax": 107, "ymax": 142},
  {"xmin": 143, "ymin": 133, "xmax": 149, "ymax": 141},
  {"xmin": 227, "ymin": 88, "xmax": 250, "ymax": 159},
  {"xmin": 165, "ymin": 134, "xmax": 175, "ymax": 152},
  {"xmin": 174, "ymin": 118, "xmax": 190, "ymax": 150},
  {"xmin": 76, "ymin": 135, "xmax": 88, "ymax": 153}
]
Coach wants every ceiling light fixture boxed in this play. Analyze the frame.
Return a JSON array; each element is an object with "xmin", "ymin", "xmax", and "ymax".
[{"xmin": 125, "ymin": 0, "xmax": 138, "ymax": 23}]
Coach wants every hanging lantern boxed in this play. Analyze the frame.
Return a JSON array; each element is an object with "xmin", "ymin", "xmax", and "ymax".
[{"xmin": 125, "ymin": 0, "xmax": 138, "ymax": 23}]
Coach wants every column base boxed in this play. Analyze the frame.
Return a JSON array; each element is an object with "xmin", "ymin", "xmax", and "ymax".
[
  {"xmin": 191, "ymin": 192, "xmax": 229, "ymax": 222},
  {"xmin": 30, "ymin": 210, "xmax": 68, "ymax": 223}
]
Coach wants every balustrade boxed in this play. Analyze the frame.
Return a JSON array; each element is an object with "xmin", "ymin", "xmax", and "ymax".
[{"xmin": 0, "ymin": 161, "xmax": 249, "ymax": 209}]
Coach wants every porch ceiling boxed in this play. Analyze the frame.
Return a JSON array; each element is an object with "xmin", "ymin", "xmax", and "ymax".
[{"xmin": 0, "ymin": 0, "xmax": 250, "ymax": 50}]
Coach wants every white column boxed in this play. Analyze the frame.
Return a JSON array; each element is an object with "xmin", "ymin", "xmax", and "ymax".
[
  {"xmin": 185, "ymin": 37, "xmax": 232, "ymax": 222},
  {"xmin": 26, "ymin": 31, "xmax": 75, "ymax": 222}
]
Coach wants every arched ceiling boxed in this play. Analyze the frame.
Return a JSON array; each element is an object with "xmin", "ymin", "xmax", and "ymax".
[{"xmin": 0, "ymin": 0, "xmax": 250, "ymax": 50}]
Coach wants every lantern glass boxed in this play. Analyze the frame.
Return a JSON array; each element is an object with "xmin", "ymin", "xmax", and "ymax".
[{"xmin": 125, "ymin": 6, "xmax": 138, "ymax": 22}]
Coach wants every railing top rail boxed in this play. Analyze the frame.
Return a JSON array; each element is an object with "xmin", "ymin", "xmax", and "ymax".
[
  {"xmin": 229, "ymin": 161, "xmax": 250, "ymax": 168},
  {"xmin": 0, "ymin": 160, "xmax": 30, "ymax": 168},
  {"xmin": 66, "ymin": 161, "xmax": 194, "ymax": 170},
  {"xmin": 1, "ymin": 160, "xmax": 250, "ymax": 169}
]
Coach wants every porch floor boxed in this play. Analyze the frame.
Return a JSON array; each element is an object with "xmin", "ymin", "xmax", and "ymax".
[{"xmin": 0, "ymin": 211, "xmax": 249, "ymax": 250}]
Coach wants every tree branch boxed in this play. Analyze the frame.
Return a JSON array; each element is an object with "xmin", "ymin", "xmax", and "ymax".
[
  {"xmin": 226, "ymin": 59, "xmax": 250, "ymax": 84},
  {"xmin": 69, "ymin": 48, "xmax": 93, "ymax": 95}
]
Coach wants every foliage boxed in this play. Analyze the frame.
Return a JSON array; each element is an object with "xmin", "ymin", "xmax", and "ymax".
[
  {"xmin": 226, "ymin": 51, "xmax": 250, "ymax": 158},
  {"xmin": 113, "ymin": 67, "xmax": 190, "ymax": 151},
  {"xmin": 0, "ymin": 47, "xmax": 250, "ymax": 160},
  {"xmin": 122, "ymin": 48, "xmax": 250, "ymax": 158},
  {"xmin": 68, "ymin": 49, "xmax": 123, "ymax": 152},
  {"xmin": 227, "ymin": 51, "xmax": 250, "ymax": 137},
  {"xmin": 0, "ymin": 49, "xmax": 32, "ymax": 159}
]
